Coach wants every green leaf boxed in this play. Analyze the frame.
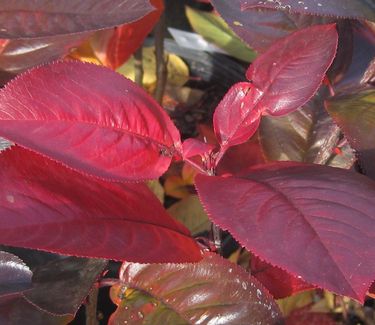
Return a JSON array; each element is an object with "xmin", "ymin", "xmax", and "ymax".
[
  {"xmin": 259, "ymin": 94, "xmax": 355, "ymax": 168},
  {"xmin": 167, "ymin": 195, "xmax": 210, "ymax": 236},
  {"xmin": 185, "ymin": 6, "xmax": 257, "ymax": 62},
  {"xmin": 326, "ymin": 86, "xmax": 375, "ymax": 178}
]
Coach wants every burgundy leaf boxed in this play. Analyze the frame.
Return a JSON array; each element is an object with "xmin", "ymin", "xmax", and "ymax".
[
  {"xmin": 285, "ymin": 307, "xmax": 337, "ymax": 325},
  {"xmin": 110, "ymin": 253, "xmax": 283, "ymax": 324},
  {"xmin": 251, "ymin": 255, "xmax": 314, "ymax": 299},
  {"xmin": 210, "ymin": 0, "xmax": 334, "ymax": 53},
  {"xmin": 213, "ymin": 82, "xmax": 262, "ymax": 149},
  {"xmin": 0, "ymin": 61, "xmax": 181, "ymax": 182},
  {"xmin": 245, "ymin": 24, "xmax": 338, "ymax": 116},
  {"xmin": 0, "ymin": 1, "xmax": 154, "ymax": 39},
  {"xmin": 0, "ymin": 33, "xmax": 90, "ymax": 77},
  {"xmin": 241, "ymin": 0, "xmax": 375, "ymax": 22},
  {"xmin": 23, "ymin": 257, "xmax": 107, "ymax": 315},
  {"xmin": 0, "ymin": 146, "xmax": 201, "ymax": 263},
  {"xmin": 196, "ymin": 162, "xmax": 375, "ymax": 302},
  {"xmin": 0, "ymin": 251, "xmax": 32, "ymax": 297}
]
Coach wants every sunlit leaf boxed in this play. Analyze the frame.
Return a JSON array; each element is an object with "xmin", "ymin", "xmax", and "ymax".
[{"xmin": 0, "ymin": 61, "xmax": 181, "ymax": 182}]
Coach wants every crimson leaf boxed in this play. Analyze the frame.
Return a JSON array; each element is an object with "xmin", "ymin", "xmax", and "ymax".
[
  {"xmin": 110, "ymin": 253, "xmax": 283, "ymax": 324},
  {"xmin": 0, "ymin": 61, "xmax": 181, "ymax": 182},
  {"xmin": 0, "ymin": 146, "xmax": 200, "ymax": 263},
  {"xmin": 196, "ymin": 162, "xmax": 375, "ymax": 302},
  {"xmin": 0, "ymin": 0, "xmax": 154, "ymax": 39},
  {"xmin": 245, "ymin": 24, "xmax": 338, "ymax": 116}
]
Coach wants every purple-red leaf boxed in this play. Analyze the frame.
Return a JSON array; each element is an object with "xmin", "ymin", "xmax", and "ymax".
[
  {"xmin": 246, "ymin": 24, "xmax": 338, "ymax": 116},
  {"xmin": 196, "ymin": 162, "xmax": 375, "ymax": 302},
  {"xmin": 241, "ymin": 0, "xmax": 375, "ymax": 22},
  {"xmin": 0, "ymin": 0, "xmax": 154, "ymax": 39},
  {"xmin": 213, "ymin": 82, "xmax": 262, "ymax": 149},
  {"xmin": 181, "ymin": 138, "xmax": 215, "ymax": 160},
  {"xmin": 0, "ymin": 146, "xmax": 201, "ymax": 263},
  {"xmin": 23, "ymin": 257, "xmax": 107, "ymax": 315},
  {"xmin": 110, "ymin": 253, "xmax": 283, "ymax": 324},
  {"xmin": 0, "ymin": 251, "xmax": 32, "ymax": 297},
  {"xmin": 0, "ymin": 61, "xmax": 181, "ymax": 182}
]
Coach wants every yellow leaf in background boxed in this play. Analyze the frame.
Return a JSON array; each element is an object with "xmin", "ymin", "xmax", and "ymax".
[
  {"xmin": 68, "ymin": 40, "xmax": 101, "ymax": 65},
  {"xmin": 182, "ymin": 163, "xmax": 198, "ymax": 185},
  {"xmin": 167, "ymin": 195, "xmax": 210, "ymax": 236},
  {"xmin": 116, "ymin": 47, "xmax": 189, "ymax": 90},
  {"xmin": 186, "ymin": 6, "xmax": 257, "ymax": 63},
  {"xmin": 277, "ymin": 290, "xmax": 315, "ymax": 316},
  {"xmin": 147, "ymin": 180, "xmax": 164, "ymax": 204},
  {"xmin": 164, "ymin": 175, "xmax": 191, "ymax": 199}
]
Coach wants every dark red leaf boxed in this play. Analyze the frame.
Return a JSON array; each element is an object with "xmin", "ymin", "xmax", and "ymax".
[
  {"xmin": 0, "ymin": 146, "xmax": 201, "ymax": 263},
  {"xmin": 0, "ymin": 34, "xmax": 90, "ymax": 77},
  {"xmin": 92, "ymin": 0, "xmax": 164, "ymax": 69},
  {"xmin": 210, "ymin": 0, "xmax": 334, "ymax": 53},
  {"xmin": 110, "ymin": 253, "xmax": 283, "ymax": 324},
  {"xmin": 251, "ymin": 255, "xmax": 314, "ymax": 299},
  {"xmin": 245, "ymin": 24, "xmax": 338, "ymax": 116},
  {"xmin": 23, "ymin": 257, "xmax": 107, "ymax": 315},
  {"xmin": 213, "ymin": 82, "xmax": 262, "ymax": 150},
  {"xmin": 0, "ymin": 251, "xmax": 32, "ymax": 297},
  {"xmin": 0, "ymin": 1, "xmax": 154, "ymax": 39},
  {"xmin": 196, "ymin": 162, "xmax": 375, "ymax": 302},
  {"xmin": 241, "ymin": 0, "xmax": 375, "ymax": 22},
  {"xmin": 0, "ymin": 61, "xmax": 181, "ymax": 182}
]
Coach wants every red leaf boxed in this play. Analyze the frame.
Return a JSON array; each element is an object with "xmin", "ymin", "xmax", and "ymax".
[
  {"xmin": 93, "ymin": 0, "xmax": 164, "ymax": 69},
  {"xmin": 241, "ymin": 0, "xmax": 375, "ymax": 22},
  {"xmin": 0, "ymin": 1, "xmax": 154, "ymax": 39},
  {"xmin": 0, "ymin": 61, "xmax": 181, "ymax": 182},
  {"xmin": 251, "ymin": 255, "xmax": 314, "ymax": 299},
  {"xmin": 246, "ymin": 24, "xmax": 338, "ymax": 116},
  {"xmin": 213, "ymin": 82, "xmax": 262, "ymax": 149},
  {"xmin": 181, "ymin": 138, "xmax": 215, "ymax": 160},
  {"xmin": 196, "ymin": 162, "xmax": 375, "ymax": 302},
  {"xmin": 0, "ymin": 146, "xmax": 201, "ymax": 263}
]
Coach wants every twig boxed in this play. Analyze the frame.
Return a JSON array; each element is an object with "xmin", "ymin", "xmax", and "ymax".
[
  {"xmin": 212, "ymin": 223, "xmax": 222, "ymax": 254},
  {"xmin": 134, "ymin": 46, "xmax": 144, "ymax": 87},
  {"xmin": 86, "ymin": 286, "xmax": 99, "ymax": 325},
  {"xmin": 154, "ymin": 7, "xmax": 167, "ymax": 104}
]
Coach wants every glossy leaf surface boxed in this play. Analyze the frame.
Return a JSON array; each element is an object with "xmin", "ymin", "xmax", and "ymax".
[
  {"xmin": 0, "ymin": 146, "xmax": 201, "ymax": 263},
  {"xmin": 259, "ymin": 94, "xmax": 355, "ymax": 168},
  {"xmin": 0, "ymin": 251, "xmax": 32, "ymax": 297},
  {"xmin": 92, "ymin": 0, "xmax": 163, "ymax": 69},
  {"xmin": 196, "ymin": 163, "xmax": 375, "ymax": 302},
  {"xmin": 246, "ymin": 24, "xmax": 338, "ymax": 116},
  {"xmin": 23, "ymin": 257, "xmax": 107, "ymax": 315},
  {"xmin": 241, "ymin": 0, "xmax": 375, "ymax": 22},
  {"xmin": 0, "ymin": 34, "xmax": 90, "ymax": 77},
  {"xmin": 0, "ymin": 61, "xmax": 181, "ymax": 181},
  {"xmin": 110, "ymin": 253, "xmax": 283, "ymax": 324},
  {"xmin": 213, "ymin": 82, "xmax": 262, "ymax": 149},
  {"xmin": 326, "ymin": 87, "xmax": 375, "ymax": 179},
  {"xmin": 0, "ymin": 0, "xmax": 154, "ymax": 39}
]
